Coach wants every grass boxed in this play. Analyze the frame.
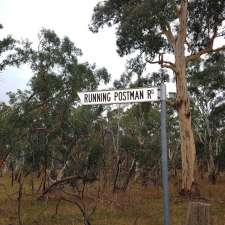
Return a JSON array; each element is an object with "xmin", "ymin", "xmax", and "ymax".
[{"xmin": 0, "ymin": 174, "xmax": 225, "ymax": 225}]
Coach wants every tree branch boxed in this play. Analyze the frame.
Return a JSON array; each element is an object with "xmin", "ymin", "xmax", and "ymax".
[
  {"xmin": 186, "ymin": 45, "xmax": 225, "ymax": 64},
  {"xmin": 39, "ymin": 175, "xmax": 97, "ymax": 198},
  {"xmin": 164, "ymin": 32, "xmax": 175, "ymax": 49},
  {"xmin": 163, "ymin": 23, "xmax": 176, "ymax": 48},
  {"xmin": 161, "ymin": 63, "xmax": 177, "ymax": 72},
  {"xmin": 186, "ymin": 27, "xmax": 220, "ymax": 63},
  {"xmin": 145, "ymin": 57, "xmax": 176, "ymax": 72}
]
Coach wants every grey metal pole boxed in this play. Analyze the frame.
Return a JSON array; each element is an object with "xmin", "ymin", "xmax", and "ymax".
[{"xmin": 160, "ymin": 83, "xmax": 170, "ymax": 225}]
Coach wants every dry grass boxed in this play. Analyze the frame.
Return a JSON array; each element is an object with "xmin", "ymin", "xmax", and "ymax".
[{"xmin": 0, "ymin": 174, "xmax": 225, "ymax": 225}]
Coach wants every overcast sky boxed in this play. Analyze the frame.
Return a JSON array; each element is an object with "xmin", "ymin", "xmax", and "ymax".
[{"xmin": 0, "ymin": 0, "xmax": 130, "ymax": 102}]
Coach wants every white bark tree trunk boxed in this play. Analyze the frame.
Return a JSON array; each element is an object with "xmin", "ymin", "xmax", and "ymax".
[
  {"xmin": 174, "ymin": 1, "xmax": 197, "ymax": 194},
  {"xmin": 175, "ymin": 62, "xmax": 197, "ymax": 192}
]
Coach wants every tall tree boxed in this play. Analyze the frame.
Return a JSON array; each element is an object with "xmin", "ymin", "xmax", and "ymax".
[
  {"xmin": 90, "ymin": 0, "xmax": 225, "ymax": 194},
  {"xmin": 7, "ymin": 29, "xmax": 110, "ymax": 191},
  {"xmin": 0, "ymin": 103, "xmax": 13, "ymax": 171},
  {"xmin": 188, "ymin": 53, "xmax": 225, "ymax": 184}
]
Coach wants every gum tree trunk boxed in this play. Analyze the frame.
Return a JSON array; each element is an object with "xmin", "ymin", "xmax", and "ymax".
[
  {"xmin": 174, "ymin": 1, "xmax": 197, "ymax": 194},
  {"xmin": 175, "ymin": 60, "xmax": 197, "ymax": 193}
]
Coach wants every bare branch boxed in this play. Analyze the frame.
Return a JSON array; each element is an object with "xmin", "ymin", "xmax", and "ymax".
[
  {"xmin": 161, "ymin": 21, "xmax": 176, "ymax": 48},
  {"xmin": 145, "ymin": 57, "xmax": 176, "ymax": 72},
  {"xmin": 186, "ymin": 45, "xmax": 225, "ymax": 64},
  {"xmin": 186, "ymin": 27, "xmax": 221, "ymax": 63},
  {"xmin": 161, "ymin": 63, "xmax": 177, "ymax": 72},
  {"xmin": 146, "ymin": 57, "xmax": 175, "ymax": 67},
  {"xmin": 38, "ymin": 175, "xmax": 97, "ymax": 198}
]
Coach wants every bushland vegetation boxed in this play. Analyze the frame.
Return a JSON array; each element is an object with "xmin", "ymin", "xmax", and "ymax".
[{"xmin": 0, "ymin": 1, "xmax": 225, "ymax": 222}]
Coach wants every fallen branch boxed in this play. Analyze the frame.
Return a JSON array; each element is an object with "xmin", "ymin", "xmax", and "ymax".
[{"xmin": 38, "ymin": 175, "xmax": 97, "ymax": 199}]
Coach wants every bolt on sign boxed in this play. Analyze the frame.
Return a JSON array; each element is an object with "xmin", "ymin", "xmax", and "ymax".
[{"xmin": 78, "ymin": 87, "xmax": 159, "ymax": 105}]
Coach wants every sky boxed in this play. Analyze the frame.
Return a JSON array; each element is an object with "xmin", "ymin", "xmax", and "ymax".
[
  {"xmin": 0, "ymin": 0, "xmax": 130, "ymax": 102},
  {"xmin": 1, "ymin": 1, "xmax": 224, "ymax": 102}
]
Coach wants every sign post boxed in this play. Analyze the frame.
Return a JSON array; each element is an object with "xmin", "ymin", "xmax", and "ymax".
[
  {"xmin": 78, "ymin": 85, "xmax": 170, "ymax": 225},
  {"xmin": 160, "ymin": 84, "xmax": 169, "ymax": 225}
]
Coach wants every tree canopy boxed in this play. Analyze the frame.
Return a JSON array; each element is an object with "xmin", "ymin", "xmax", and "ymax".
[
  {"xmin": 91, "ymin": 0, "xmax": 225, "ymax": 62},
  {"xmin": 91, "ymin": 0, "xmax": 225, "ymax": 194}
]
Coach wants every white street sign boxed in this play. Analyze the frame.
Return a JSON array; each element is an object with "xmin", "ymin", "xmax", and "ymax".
[{"xmin": 78, "ymin": 87, "xmax": 160, "ymax": 105}]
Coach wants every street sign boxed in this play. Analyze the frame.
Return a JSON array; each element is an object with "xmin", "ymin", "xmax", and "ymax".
[
  {"xmin": 78, "ymin": 84, "xmax": 170, "ymax": 225},
  {"xmin": 78, "ymin": 87, "xmax": 159, "ymax": 105}
]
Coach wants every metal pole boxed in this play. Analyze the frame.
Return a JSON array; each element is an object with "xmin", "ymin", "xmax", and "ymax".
[{"xmin": 160, "ymin": 83, "xmax": 170, "ymax": 225}]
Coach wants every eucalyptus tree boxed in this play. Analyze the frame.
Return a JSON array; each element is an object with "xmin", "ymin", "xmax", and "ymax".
[
  {"xmin": 121, "ymin": 103, "xmax": 161, "ymax": 186},
  {"xmin": 66, "ymin": 106, "xmax": 105, "ymax": 181},
  {"xmin": 112, "ymin": 70, "xmax": 175, "ymax": 190},
  {"xmin": 0, "ymin": 25, "xmax": 32, "ymax": 171},
  {"xmin": 0, "ymin": 24, "xmax": 17, "ymax": 165},
  {"xmin": 7, "ymin": 89, "xmax": 44, "ymax": 184},
  {"xmin": 188, "ymin": 53, "xmax": 225, "ymax": 184},
  {"xmin": 91, "ymin": 0, "xmax": 225, "ymax": 194},
  {"xmin": 0, "ymin": 103, "xmax": 14, "ymax": 174},
  {"xmin": 7, "ymin": 29, "xmax": 110, "ymax": 191}
]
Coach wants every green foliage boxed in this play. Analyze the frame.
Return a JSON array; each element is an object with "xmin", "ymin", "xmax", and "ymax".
[
  {"xmin": 188, "ymin": 0, "xmax": 225, "ymax": 52},
  {"xmin": 91, "ymin": 0, "xmax": 176, "ymax": 57},
  {"xmin": 188, "ymin": 52, "xmax": 225, "ymax": 129},
  {"xmin": 120, "ymin": 103, "xmax": 161, "ymax": 167},
  {"xmin": 91, "ymin": 0, "xmax": 225, "ymax": 60},
  {"xmin": 3, "ymin": 29, "xmax": 110, "ymax": 178},
  {"xmin": 188, "ymin": 52, "xmax": 225, "ymax": 166},
  {"xmin": 0, "ymin": 103, "xmax": 14, "ymax": 157},
  {"xmin": 0, "ymin": 24, "xmax": 16, "ymax": 70},
  {"xmin": 0, "ymin": 24, "xmax": 32, "ymax": 70}
]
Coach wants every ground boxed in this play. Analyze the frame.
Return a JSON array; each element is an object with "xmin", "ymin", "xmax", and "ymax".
[{"xmin": 0, "ymin": 174, "xmax": 225, "ymax": 225}]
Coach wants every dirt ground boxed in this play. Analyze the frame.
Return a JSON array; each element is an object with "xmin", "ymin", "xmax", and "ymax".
[{"xmin": 0, "ymin": 174, "xmax": 225, "ymax": 225}]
